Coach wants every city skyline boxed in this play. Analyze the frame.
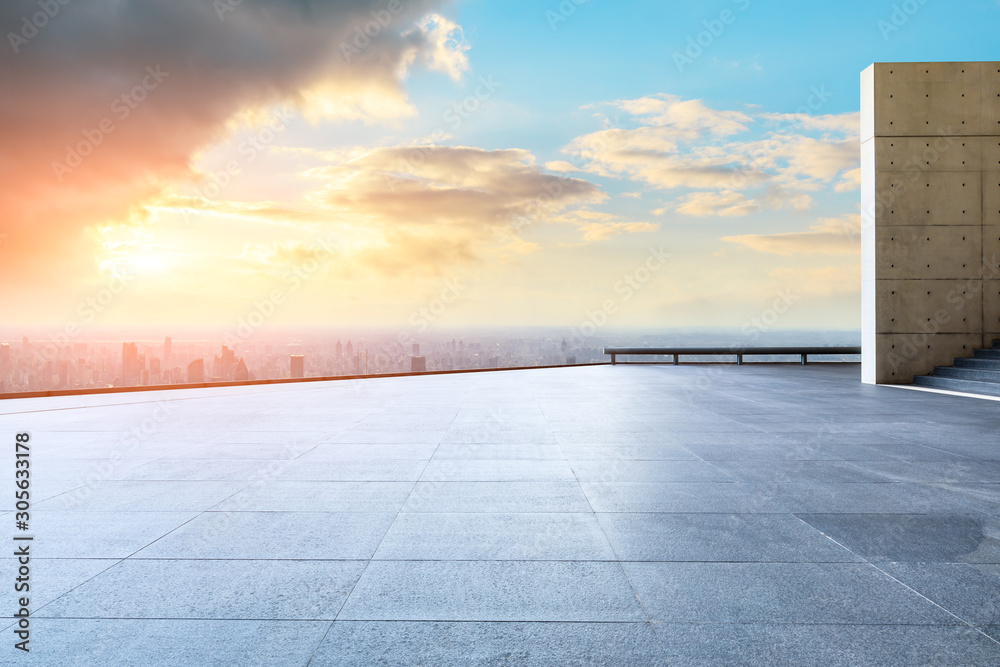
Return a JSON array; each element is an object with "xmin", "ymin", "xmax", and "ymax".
[
  {"xmin": 0, "ymin": 325, "xmax": 861, "ymax": 394},
  {"xmin": 4, "ymin": 1, "xmax": 997, "ymax": 332}
]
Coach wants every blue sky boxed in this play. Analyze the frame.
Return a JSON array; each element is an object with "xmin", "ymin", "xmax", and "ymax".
[{"xmin": 5, "ymin": 0, "xmax": 998, "ymax": 331}]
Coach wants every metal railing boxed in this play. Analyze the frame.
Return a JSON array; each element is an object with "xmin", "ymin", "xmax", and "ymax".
[{"xmin": 604, "ymin": 346, "xmax": 861, "ymax": 365}]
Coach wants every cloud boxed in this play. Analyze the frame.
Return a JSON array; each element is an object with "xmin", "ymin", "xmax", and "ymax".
[
  {"xmin": 722, "ymin": 214, "xmax": 861, "ymax": 255},
  {"xmin": 576, "ymin": 221, "xmax": 659, "ymax": 242},
  {"xmin": 614, "ymin": 94, "xmax": 752, "ymax": 137},
  {"xmin": 0, "ymin": 0, "xmax": 462, "ymax": 287},
  {"xmin": 316, "ymin": 145, "xmax": 604, "ymax": 230},
  {"xmin": 767, "ymin": 264, "xmax": 860, "ymax": 296},
  {"xmin": 675, "ymin": 191, "xmax": 759, "ymax": 217},
  {"xmin": 165, "ymin": 144, "xmax": 618, "ymax": 274},
  {"xmin": 674, "ymin": 187, "xmax": 812, "ymax": 217},
  {"xmin": 760, "ymin": 112, "xmax": 860, "ymax": 135},
  {"xmin": 560, "ymin": 95, "xmax": 859, "ymax": 217}
]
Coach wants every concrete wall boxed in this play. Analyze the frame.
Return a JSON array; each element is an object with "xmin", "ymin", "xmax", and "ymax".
[{"xmin": 862, "ymin": 62, "xmax": 1000, "ymax": 384}]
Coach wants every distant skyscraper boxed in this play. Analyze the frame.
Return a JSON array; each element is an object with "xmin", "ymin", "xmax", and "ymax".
[
  {"xmin": 412, "ymin": 343, "xmax": 420, "ymax": 356},
  {"xmin": 164, "ymin": 336, "xmax": 172, "ymax": 363},
  {"xmin": 221, "ymin": 345, "xmax": 235, "ymax": 380},
  {"xmin": 335, "ymin": 340, "xmax": 343, "ymax": 358},
  {"xmin": 235, "ymin": 358, "xmax": 249, "ymax": 382},
  {"xmin": 410, "ymin": 356, "xmax": 426, "ymax": 372},
  {"xmin": 187, "ymin": 359, "xmax": 204, "ymax": 384},
  {"xmin": 345, "ymin": 340, "xmax": 353, "ymax": 358},
  {"xmin": 290, "ymin": 354, "xmax": 304, "ymax": 378},
  {"xmin": 22, "ymin": 337, "xmax": 29, "ymax": 355},
  {"xmin": 0, "ymin": 342, "xmax": 9, "ymax": 374},
  {"xmin": 122, "ymin": 342, "xmax": 139, "ymax": 386}
]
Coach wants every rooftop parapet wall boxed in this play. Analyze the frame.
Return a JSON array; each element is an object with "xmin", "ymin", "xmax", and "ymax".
[{"xmin": 862, "ymin": 62, "xmax": 1000, "ymax": 384}]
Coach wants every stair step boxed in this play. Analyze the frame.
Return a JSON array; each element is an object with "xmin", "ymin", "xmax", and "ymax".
[
  {"xmin": 973, "ymin": 349, "xmax": 1000, "ymax": 360},
  {"xmin": 954, "ymin": 357, "xmax": 1000, "ymax": 370},
  {"xmin": 913, "ymin": 375, "xmax": 1000, "ymax": 397},
  {"xmin": 933, "ymin": 366, "xmax": 1000, "ymax": 382}
]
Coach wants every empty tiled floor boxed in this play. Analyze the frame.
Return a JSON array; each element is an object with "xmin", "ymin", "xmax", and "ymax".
[{"xmin": 3, "ymin": 364, "xmax": 1000, "ymax": 665}]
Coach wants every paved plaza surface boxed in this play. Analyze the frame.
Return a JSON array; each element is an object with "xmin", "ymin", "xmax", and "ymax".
[{"xmin": 2, "ymin": 363, "xmax": 1000, "ymax": 665}]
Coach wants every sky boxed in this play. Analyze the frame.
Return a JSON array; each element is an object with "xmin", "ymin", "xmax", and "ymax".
[{"xmin": 2, "ymin": 0, "xmax": 998, "ymax": 335}]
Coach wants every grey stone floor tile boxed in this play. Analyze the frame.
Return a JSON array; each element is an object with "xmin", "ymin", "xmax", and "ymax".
[
  {"xmin": 651, "ymin": 622, "xmax": 1000, "ymax": 666},
  {"xmin": 11, "ymin": 619, "xmax": 329, "ymax": 666},
  {"xmin": 0, "ymin": 558, "xmax": 121, "ymax": 614},
  {"xmin": 778, "ymin": 482, "xmax": 975, "ymax": 514},
  {"xmin": 111, "ymin": 459, "xmax": 291, "ymax": 481},
  {"xmin": 402, "ymin": 482, "xmax": 592, "ymax": 513},
  {"xmin": 19, "ymin": 457, "xmax": 157, "ymax": 481},
  {"xmin": 711, "ymin": 460, "xmax": 893, "ymax": 483},
  {"xmin": 569, "ymin": 459, "xmax": 734, "ymax": 482},
  {"xmin": 23, "ymin": 511, "xmax": 198, "ymax": 558},
  {"xmin": 212, "ymin": 481, "xmax": 414, "ymax": 512},
  {"xmin": 849, "ymin": 459, "xmax": 1000, "ymax": 484},
  {"xmin": 338, "ymin": 561, "xmax": 646, "ymax": 621},
  {"xmin": 432, "ymin": 444, "xmax": 566, "ymax": 460},
  {"xmin": 135, "ymin": 511, "xmax": 397, "ymax": 559},
  {"xmin": 34, "ymin": 481, "xmax": 247, "ymax": 512},
  {"xmin": 879, "ymin": 562, "xmax": 1000, "ymax": 624},
  {"xmin": 441, "ymin": 426, "xmax": 558, "ymax": 445},
  {"xmin": 373, "ymin": 513, "xmax": 615, "ymax": 560},
  {"xmin": 556, "ymin": 431, "xmax": 791, "ymax": 446},
  {"xmin": 559, "ymin": 443, "xmax": 698, "ymax": 460},
  {"xmin": 623, "ymin": 562, "xmax": 956, "ymax": 624},
  {"xmin": 325, "ymin": 430, "xmax": 447, "ymax": 444},
  {"xmin": 41, "ymin": 559, "xmax": 367, "ymax": 620},
  {"xmin": 299, "ymin": 443, "xmax": 438, "ymax": 460},
  {"xmin": 279, "ymin": 459, "xmax": 428, "ymax": 481},
  {"xmin": 598, "ymin": 513, "xmax": 859, "ymax": 562},
  {"xmin": 581, "ymin": 482, "xmax": 792, "ymax": 513},
  {"xmin": 795, "ymin": 514, "xmax": 1000, "ymax": 563},
  {"xmin": 312, "ymin": 621, "xmax": 667, "ymax": 666},
  {"xmin": 419, "ymin": 460, "xmax": 576, "ymax": 482}
]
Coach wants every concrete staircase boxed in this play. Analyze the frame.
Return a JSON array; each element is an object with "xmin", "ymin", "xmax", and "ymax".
[{"xmin": 912, "ymin": 340, "xmax": 1000, "ymax": 397}]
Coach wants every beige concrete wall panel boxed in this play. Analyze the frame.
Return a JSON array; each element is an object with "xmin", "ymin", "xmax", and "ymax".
[
  {"xmin": 876, "ymin": 226, "xmax": 981, "ymax": 280},
  {"xmin": 873, "ymin": 333, "xmax": 981, "ymax": 384},
  {"xmin": 875, "ymin": 137, "xmax": 981, "ymax": 172},
  {"xmin": 983, "ymin": 280, "xmax": 1000, "ymax": 334},
  {"xmin": 875, "ymin": 172, "xmax": 982, "ymax": 225},
  {"xmin": 874, "ymin": 81, "xmax": 982, "ymax": 136},
  {"xmin": 875, "ymin": 280, "xmax": 983, "ymax": 334},
  {"xmin": 986, "ymin": 171, "xmax": 1000, "ymax": 225}
]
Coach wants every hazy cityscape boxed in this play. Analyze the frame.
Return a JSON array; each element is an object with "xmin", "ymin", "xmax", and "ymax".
[{"xmin": 0, "ymin": 327, "xmax": 861, "ymax": 395}]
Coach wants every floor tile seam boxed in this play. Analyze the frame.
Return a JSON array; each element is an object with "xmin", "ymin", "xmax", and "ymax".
[
  {"xmin": 22, "ymin": 557, "xmax": 128, "ymax": 620},
  {"xmin": 789, "ymin": 513, "xmax": 1000, "ymax": 647},
  {"xmin": 330, "ymin": 396, "xmax": 465, "ymax": 625},
  {"xmin": 551, "ymin": 412, "xmax": 666, "ymax": 655}
]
